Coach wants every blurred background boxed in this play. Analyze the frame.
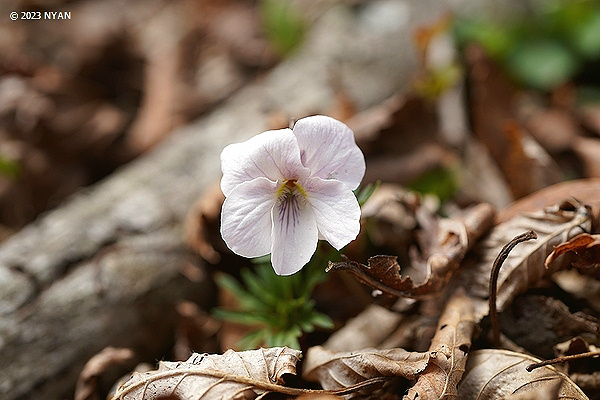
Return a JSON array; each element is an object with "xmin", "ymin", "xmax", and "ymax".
[{"xmin": 2, "ymin": 0, "xmax": 600, "ymax": 399}]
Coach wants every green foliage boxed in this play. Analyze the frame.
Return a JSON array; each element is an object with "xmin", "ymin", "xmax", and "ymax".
[
  {"xmin": 0, "ymin": 156, "xmax": 20, "ymax": 179},
  {"xmin": 213, "ymin": 251, "xmax": 334, "ymax": 350},
  {"xmin": 355, "ymin": 181, "xmax": 380, "ymax": 207},
  {"xmin": 454, "ymin": 0, "xmax": 600, "ymax": 90},
  {"xmin": 407, "ymin": 165, "xmax": 460, "ymax": 203},
  {"xmin": 260, "ymin": 0, "xmax": 305, "ymax": 57}
]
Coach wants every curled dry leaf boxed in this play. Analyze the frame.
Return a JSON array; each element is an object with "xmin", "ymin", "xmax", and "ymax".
[
  {"xmin": 76, "ymin": 347, "xmax": 134, "ymax": 400},
  {"xmin": 302, "ymin": 346, "xmax": 429, "ymax": 393},
  {"xmin": 184, "ymin": 182, "xmax": 225, "ymax": 264},
  {"xmin": 497, "ymin": 178, "xmax": 600, "ymax": 225},
  {"xmin": 112, "ymin": 347, "xmax": 300, "ymax": 400},
  {"xmin": 457, "ymin": 201, "xmax": 592, "ymax": 322},
  {"xmin": 457, "ymin": 349, "xmax": 589, "ymax": 400},
  {"xmin": 499, "ymin": 295, "xmax": 600, "ymax": 359},
  {"xmin": 328, "ymin": 203, "xmax": 495, "ymax": 299},
  {"xmin": 545, "ymin": 233, "xmax": 600, "ymax": 277},
  {"xmin": 403, "ymin": 289, "xmax": 476, "ymax": 400},
  {"xmin": 500, "ymin": 380, "xmax": 561, "ymax": 400}
]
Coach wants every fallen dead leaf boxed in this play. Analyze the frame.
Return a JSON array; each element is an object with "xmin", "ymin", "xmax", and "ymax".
[
  {"xmin": 497, "ymin": 178, "xmax": 600, "ymax": 227},
  {"xmin": 546, "ymin": 233, "xmax": 600, "ymax": 277},
  {"xmin": 76, "ymin": 347, "xmax": 134, "ymax": 400},
  {"xmin": 302, "ymin": 346, "xmax": 429, "ymax": 394},
  {"xmin": 501, "ymin": 380, "xmax": 561, "ymax": 400},
  {"xmin": 184, "ymin": 182, "xmax": 225, "ymax": 264},
  {"xmin": 456, "ymin": 201, "xmax": 592, "ymax": 322},
  {"xmin": 112, "ymin": 347, "xmax": 301, "ymax": 400},
  {"xmin": 499, "ymin": 295, "xmax": 600, "ymax": 359},
  {"xmin": 403, "ymin": 289, "xmax": 475, "ymax": 400},
  {"xmin": 328, "ymin": 203, "xmax": 495, "ymax": 299},
  {"xmin": 573, "ymin": 137, "xmax": 600, "ymax": 179},
  {"xmin": 457, "ymin": 349, "xmax": 589, "ymax": 399},
  {"xmin": 321, "ymin": 304, "xmax": 404, "ymax": 352},
  {"xmin": 466, "ymin": 45, "xmax": 562, "ymax": 198}
]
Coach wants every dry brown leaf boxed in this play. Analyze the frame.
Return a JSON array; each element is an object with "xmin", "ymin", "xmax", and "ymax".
[
  {"xmin": 302, "ymin": 346, "xmax": 429, "ymax": 394},
  {"xmin": 321, "ymin": 304, "xmax": 404, "ymax": 352},
  {"xmin": 76, "ymin": 347, "xmax": 134, "ymax": 400},
  {"xmin": 573, "ymin": 137, "xmax": 600, "ymax": 178},
  {"xmin": 497, "ymin": 178, "xmax": 600, "ymax": 226},
  {"xmin": 499, "ymin": 295, "xmax": 600, "ymax": 359},
  {"xmin": 501, "ymin": 380, "xmax": 561, "ymax": 400},
  {"xmin": 525, "ymin": 108, "xmax": 581, "ymax": 153},
  {"xmin": 112, "ymin": 347, "xmax": 301, "ymax": 400},
  {"xmin": 457, "ymin": 201, "xmax": 592, "ymax": 322},
  {"xmin": 328, "ymin": 203, "xmax": 495, "ymax": 299},
  {"xmin": 545, "ymin": 233, "xmax": 600, "ymax": 276},
  {"xmin": 403, "ymin": 289, "xmax": 475, "ymax": 400},
  {"xmin": 184, "ymin": 182, "xmax": 225, "ymax": 264},
  {"xmin": 466, "ymin": 45, "xmax": 562, "ymax": 198},
  {"xmin": 457, "ymin": 349, "xmax": 589, "ymax": 399}
]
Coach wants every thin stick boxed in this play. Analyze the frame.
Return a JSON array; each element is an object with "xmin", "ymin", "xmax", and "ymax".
[
  {"xmin": 526, "ymin": 351, "xmax": 600, "ymax": 372},
  {"xmin": 489, "ymin": 230, "xmax": 537, "ymax": 348}
]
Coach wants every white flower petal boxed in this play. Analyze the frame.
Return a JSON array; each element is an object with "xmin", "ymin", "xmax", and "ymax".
[
  {"xmin": 270, "ymin": 192, "xmax": 318, "ymax": 276},
  {"xmin": 293, "ymin": 115, "xmax": 365, "ymax": 190},
  {"xmin": 220, "ymin": 177, "xmax": 277, "ymax": 258},
  {"xmin": 304, "ymin": 177, "xmax": 361, "ymax": 250},
  {"xmin": 220, "ymin": 128, "xmax": 310, "ymax": 196}
]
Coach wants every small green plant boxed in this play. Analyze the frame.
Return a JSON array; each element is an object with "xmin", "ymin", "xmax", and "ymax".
[{"xmin": 214, "ymin": 251, "xmax": 334, "ymax": 350}]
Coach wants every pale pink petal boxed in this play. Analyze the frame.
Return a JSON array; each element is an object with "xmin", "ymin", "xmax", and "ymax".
[
  {"xmin": 270, "ymin": 192, "xmax": 318, "ymax": 276},
  {"xmin": 220, "ymin": 177, "xmax": 276, "ymax": 258},
  {"xmin": 220, "ymin": 128, "xmax": 310, "ymax": 196},
  {"xmin": 304, "ymin": 177, "xmax": 361, "ymax": 250},
  {"xmin": 293, "ymin": 115, "xmax": 365, "ymax": 190}
]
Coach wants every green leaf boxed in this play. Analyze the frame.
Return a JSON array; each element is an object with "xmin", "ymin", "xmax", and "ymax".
[
  {"xmin": 309, "ymin": 312, "xmax": 335, "ymax": 329},
  {"xmin": 355, "ymin": 181, "xmax": 380, "ymax": 207},
  {"xmin": 260, "ymin": 0, "xmax": 305, "ymax": 56},
  {"xmin": 453, "ymin": 18, "xmax": 516, "ymax": 59},
  {"xmin": 212, "ymin": 308, "xmax": 273, "ymax": 326},
  {"xmin": 0, "ymin": 156, "xmax": 20, "ymax": 179},
  {"xmin": 236, "ymin": 329, "xmax": 268, "ymax": 350},
  {"xmin": 507, "ymin": 39, "xmax": 579, "ymax": 90},
  {"xmin": 407, "ymin": 165, "xmax": 459, "ymax": 202},
  {"xmin": 214, "ymin": 273, "xmax": 262, "ymax": 310}
]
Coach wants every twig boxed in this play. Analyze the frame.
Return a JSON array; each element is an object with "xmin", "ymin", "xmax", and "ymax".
[
  {"xmin": 489, "ymin": 230, "xmax": 537, "ymax": 348},
  {"xmin": 526, "ymin": 351, "xmax": 600, "ymax": 372}
]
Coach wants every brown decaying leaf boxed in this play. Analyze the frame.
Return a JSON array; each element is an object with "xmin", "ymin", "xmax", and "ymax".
[
  {"xmin": 497, "ymin": 178, "xmax": 600, "ymax": 226},
  {"xmin": 499, "ymin": 295, "xmax": 600, "ymax": 359},
  {"xmin": 458, "ymin": 349, "xmax": 589, "ymax": 400},
  {"xmin": 457, "ymin": 201, "xmax": 592, "ymax": 322},
  {"xmin": 466, "ymin": 45, "xmax": 562, "ymax": 198},
  {"xmin": 403, "ymin": 289, "xmax": 475, "ymax": 400},
  {"xmin": 184, "ymin": 182, "xmax": 225, "ymax": 264},
  {"xmin": 573, "ymin": 137, "xmax": 600, "ymax": 179},
  {"xmin": 545, "ymin": 233, "xmax": 600, "ymax": 276},
  {"xmin": 302, "ymin": 346, "xmax": 429, "ymax": 393},
  {"xmin": 112, "ymin": 347, "xmax": 301, "ymax": 400},
  {"xmin": 554, "ymin": 337, "xmax": 600, "ymax": 393},
  {"xmin": 76, "ymin": 347, "xmax": 134, "ymax": 400},
  {"xmin": 500, "ymin": 380, "xmax": 561, "ymax": 400},
  {"xmin": 328, "ymin": 203, "xmax": 495, "ymax": 299}
]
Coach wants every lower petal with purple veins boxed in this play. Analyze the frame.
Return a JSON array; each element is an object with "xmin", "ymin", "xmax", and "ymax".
[{"xmin": 271, "ymin": 184, "xmax": 318, "ymax": 276}]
